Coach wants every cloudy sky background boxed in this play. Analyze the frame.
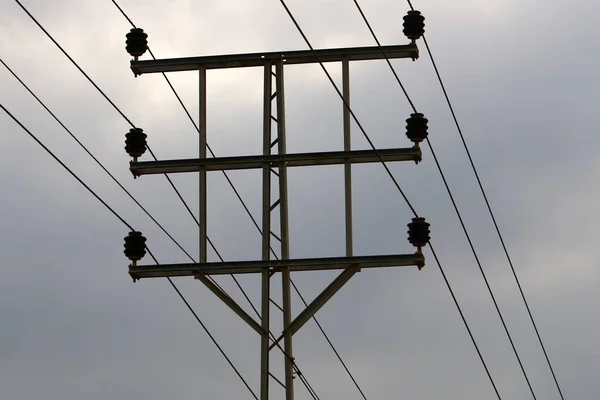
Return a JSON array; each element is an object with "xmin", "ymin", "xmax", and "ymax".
[{"xmin": 1, "ymin": 0, "xmax": 598, "ymax": 399}]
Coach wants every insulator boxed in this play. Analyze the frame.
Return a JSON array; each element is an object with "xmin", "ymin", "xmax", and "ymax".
[
  {"xmin": 124, "ymin": 231, "xmax": 146, "ymax": 262},
  {"xmin": 407, "ymin": 217, "xmax": 430, "ymax": 248},
  {"xmin": 125, "ymin": 128, "xmax": 147, "ymax": 159},
  {"xmin": 125, "ymin": 28, "xmax": 148, "ymax": 59},
  {"xmin": 406, "ymin": 113, "xmax": 428, "ymax": 145},
  {"xmin": 403, "ymin": 10, "xmax": 425, "ymax": 41}
]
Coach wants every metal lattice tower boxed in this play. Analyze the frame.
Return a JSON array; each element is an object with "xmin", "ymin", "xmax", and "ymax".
[{"xmin": 123, "ymin": 22, "xmax": 429, "ymax": 400}]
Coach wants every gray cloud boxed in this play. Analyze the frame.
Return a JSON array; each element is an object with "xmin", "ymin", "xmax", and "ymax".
[{"xmin": 1, "ymin": 0, "xmax": 598, "ymax": 399}]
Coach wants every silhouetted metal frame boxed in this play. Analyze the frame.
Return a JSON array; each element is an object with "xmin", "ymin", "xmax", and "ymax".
[
  {"xmin": 129, "ymin": 44, "xmax": 423, "ymax": 400},
  {"xmin": 261, "ymin": 61, "xmax": 273, "ymax": 400},
  {"xmin": 275, "ymin": 61, "xmax": 295, "ymax": 400},
  {"xmin": 130, "ymin": 43, "xmax": 418, "ymax": 75},
  {"xmin": 343, "ymin": 58, "xmax": 353, "ymax": 258},
  {"xmin": 129, "ymin": 253, "xmax": 424, "ymax": 278},
  {"xmin": 130, "ymin": 147, "xmax": 421, "ymax": 175},
  {"xmin": 199, "ymin": 67, "xmax": 207, "ymax": 264}
]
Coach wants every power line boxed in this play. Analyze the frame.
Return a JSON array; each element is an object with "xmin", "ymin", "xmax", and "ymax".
[
  {"xmin": 14, "ymin": 0, "xmax": 135, "ymax": 127},
  {"xmin": 351, "ymin": 1, "xmax": 544, "ymax": 398},
  {"xmin": 13, "ymin": 0, "xmax": 197, "ymax": 249},
  {"xmin": 403, "ymin": 1, "xmax": 565, "ymax": 398},
  {"xmin": 0, "ymin": 102, "xmax": 132, "ymax": 230},
  {"xmin": 0, "ymin": 57, "xmax": 195, "ymax": 264},
  {"xmin": 277, "ymin": 1, "xmax": 504, "ymax": 398},
  {"xmin": 111, "ymin": 0, "xmax": 280, "ymax": 262},
  {"xmin": 113, "ymin": 13, "xmax": 321, "ymax": 400},
  {"xmin": 291, "ymin": 280, "xmax": 368, "ymax": 400},
  {"xmin": 2, "ymin": 55, "xmax": 321, "ymax": 400},
  {"xmin": 351, "ymin": 0, "xmax": 562, "ymax": 397},
  {"xmin": 0, "ymin": 103, "xmax": 258, "ymax": 400},
  {"xmin": 11, "ymin": 1, "xmax": 319, "ymax": 396},
  {"xmin": 110, "ymin": 3, "xmax": 367, "ymax": 399},
  {"xmin": 12, "ymin": 0, "xmax": 251, "ymax": 301},
  {"xmin": 278, "ymin": 0, "xmax": 418, "ymax": 216},
  {"xmin": 16, "ymin": 0, "xmax": 320, "ymax": 394}
]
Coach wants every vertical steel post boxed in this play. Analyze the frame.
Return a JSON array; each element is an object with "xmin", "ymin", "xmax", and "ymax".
[
  {"xmin": 260, "ymin": 62, "xmax": 273, "ymax": 400},
  {"xmin": 276, "ymin": 61, "xmax": 294, "ymax": 400},
  {"xmin": 342, "ymin": 59, "xmax": 353, "ymax": 257},
  {"xmin": 199, "ymin": 67, "xmax": 207, "ymax": 263}
]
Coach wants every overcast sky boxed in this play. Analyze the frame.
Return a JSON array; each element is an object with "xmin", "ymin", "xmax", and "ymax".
[{"xmin": 1, "ymin": 0, "xmax": 599, "ymax": 399}]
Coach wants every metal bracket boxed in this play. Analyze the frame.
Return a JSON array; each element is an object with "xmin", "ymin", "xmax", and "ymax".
[
  {"xmin": 194, "ymin": 272, "xmax": 265, "ymax": 335},
  {"xmin": 129, "ymin": 253, "xmax": 424, "ymax": 279},
  {"xmin": 130, "ymin": 43, "xmax": 418, "ymax": 75},
  {"xmin": 130, "ymin": 147, "xmax": 421, "ymax": 176},
  {"xmin": 269, "ymin": 265, "xmax": 360, "ymax": 350}
]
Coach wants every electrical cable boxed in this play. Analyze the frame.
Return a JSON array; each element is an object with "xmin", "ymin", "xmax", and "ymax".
[
  {"xmin": 278, "ymin": 1, "xmax": 505, "ymax": 398},
  {"xmin": 403, "ymin": 1, "xmax": 565, "ymax": 398},
  {"xmin": 109, "ymin": 3, "xmax": 358, "ymax": 399},
  {"xmin": 13, "ymin": 0, "xmax": 320, "ymax": 396},
  {"xmin": 290, "ymin": 280, "xmax": 368, "ymax": 400},
  {"xmin": 352, "ymin": 1, "xmax": 565, "ymax": 397},
  {"xmin": 351, "ymin": 0, "xmax": 534, "ymax": 397},
  {"xmin": 12, "ymin": 0, "xmax": 251, "ymax": 301},
  {"xmin": 10, "ymin": 1, "xmax": 315, "ymax": 396},
  {"xmin": 13, "ymin": 0, "xmax": 200, "ymax": 252},
  {"xmin": 0, "ymin": 103, "xmax": 258, "ymax": 400},
  {"xmin": 278, "ymin": 0, "xmax": 418, "ymax": 216},
  {"xmin": 2, "ymin": 52, "xmax": 319, "ymax": 400},
  {"xmin": 111, "ymin": 0, "xmax": 280, "ymax": 262},
  {"xmin": 0, "ymin": 57, "xmax": 196, "ymax": 265}
]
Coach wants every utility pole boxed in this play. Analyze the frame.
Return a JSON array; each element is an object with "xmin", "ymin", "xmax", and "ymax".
[{"xmin": 122, "ymin": 10, "xmax": 430, "ymax": 400}]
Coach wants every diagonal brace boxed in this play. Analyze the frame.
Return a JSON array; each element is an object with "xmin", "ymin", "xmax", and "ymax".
[
  {"xmin": 269, "ymin": 265, "xmax": 359, "ymax": 350},
  {"xmin": 194, "ymin": 272, "xmax": 265, "ymax": 335}
]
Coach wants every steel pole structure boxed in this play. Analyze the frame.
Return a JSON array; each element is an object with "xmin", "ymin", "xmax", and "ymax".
[
  {"xmin": 199, "ymin": 67, "xmax": 207, "ymax": 263},
  {"xmin": 260, "ymin": 62, "xmax": 273, "ymax": 400},
  {"xmin": 275, "ymin": 60, "xmax": 294, "ymax": 400},
  {"xmin": 342, "ymin": 59, "xmax": 353, "ymax": 258},
  {"xmin": 125, "ymin": 39, "xmax": 428, "ymax": 400}
]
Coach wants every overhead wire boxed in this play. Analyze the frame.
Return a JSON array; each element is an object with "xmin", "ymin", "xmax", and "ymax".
[
  {"xmin": 109, "ymin": 2, "xmax": 363, "ymax": 399},
  {"xmin": 0, "ymin": 103, "xmax": 258, "ymax": 400},
  {"xmin": 353, "ymin": 0, "xmax": 564, "ymax": 398},
  {"xmin": 351, "ymin": 0, "xmax": 537, "ymax": 397},
  {"xmin": 111, "ymin": 0, "xmax": 280, "ymax": 262},
  {"xmin": 13, "ymin": 0, "xmax": 199, "ymax": 248},
  {"xmin": 12, "ymin": 0, "xmax": 258, "ymax": 304},
  {"xmin": 0, "ymin": 57, "xmax": 197, "ymax": 264},
  {"xmin": 12, "ymin": 1, "xmax": 319, "ymax": 398},
  {"xmin": 403, "ymin": 1, "xmax": 564, "ymax": 398},
  {"xmin": 277, "ymin": 0, "xmax": 504, "ymax": 398},
  {"xmin": 9, "ymin": 1, "xmax": 268, "ymax": 395},
  {"xmin": 110, "ymin": 3, "xmax": 324, "ymax": 399},
  {"xmin": 277, "ymin": 0, "xmax": 418, "ymax": 216}
]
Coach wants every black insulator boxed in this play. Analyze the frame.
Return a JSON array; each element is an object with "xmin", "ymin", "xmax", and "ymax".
[
  {"xmin": 124, "ymin": 231, "xmax": 147, "ymax": 262},
  {"xmin": 406, "ymin": 113, "xmax": 428, "ymax": 145},
  {"xmin": 403, "ymin": 10, "xmax": 425, "ymax": 41},
  {"xmin": 407, "ymin": 217, "xmax": 430, "ymax": 248},
  {"xmin": 125, "ymin": 128, "xmax": 147, "ymax": 159},
  {"xmin": 126, "ymin": 28, "xmax": 148, "ymax": 59}
]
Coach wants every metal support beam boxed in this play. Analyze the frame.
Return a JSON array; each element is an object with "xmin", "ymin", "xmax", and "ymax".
[
  {"xmin": 260, "ymin": 61, "xmax": 273, "ymax": 400},
  {"xmin": 199, "ymin": 67, "xmax": 207, "ymax": 263},
  {"xmin": 281, "ymin": 266, "xmax": 359, "ymax": 344},
  {"xmin": 195, "ymin": 273, "xmax": 264, "ymax": 335},
  {"xmin": 130, "ymin": 43, "xmax": 418, "ymax": 75},
  {"xmin": 275, "ymin": 61, "xmax": 295, "ymax": 400},
  {"xmin": 130, "ymin": 147, "xmax": 421, "ymax": 175},
  {"xmin": 343, "ymin": 59, "xmax": 353, "ymax": 258},
  {"xmin": 129, "ymin": 253, "xmax": 424, "ymax": 279}
]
